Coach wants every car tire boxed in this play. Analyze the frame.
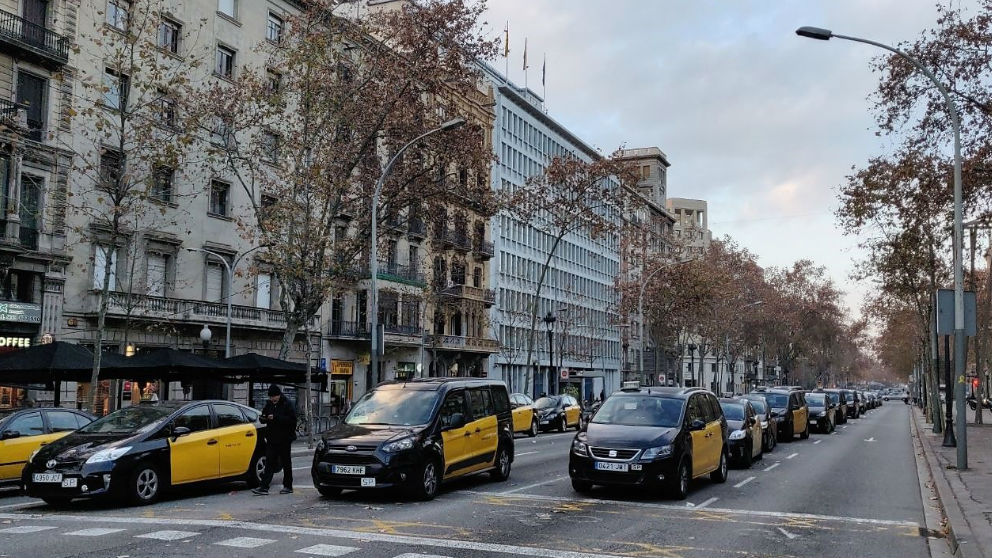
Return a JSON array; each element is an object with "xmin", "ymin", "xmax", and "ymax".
[
  {"xmin": 409, "ymin": 458, "xmax": 441, "ymax": 501},
  {"xmin": 710, "ymin": 450, "xmax": 728, "ymax": 483},
  {"xmin": 127, "ymin": 462, "xmax": 161, "ymax": 506},
  {"xmin": 741, "ymin": 442, "xmax": 753, "ymax": 468},
  {"xmin": 528, "ymin": 419, "xmax": 538, "ymax": 437},
  {"xmin": 557, "ymin": 416, "xmax": 566, "ymax": 433},
  {"xmin": 669, "ymin": 458, "xmax": 690, "ymax": 500},
  {"xmin": 766, "ymin": 430, "xmax": 776, "ymax": 452},
  {"xmin": 42, "ymin": 497, "xmax": 71, "ymax": 508},
  {"xmin": 571, "ymin": 478, "xmax": 593, "ymax": 494},
  {"xmin": 317, "ymin": 485, "xmax": 342, "ymax": 498},
  {"xmin": 245, "ymin": 453, "xmax": 266, "ymax": 488},
  {"xmin": 490, "ymin": 445, "xmax": 511, "ymax": 482}
]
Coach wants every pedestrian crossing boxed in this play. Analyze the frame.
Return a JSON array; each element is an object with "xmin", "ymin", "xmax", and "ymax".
[{"xmin": 0, "ymin": 524, "xmax": 456, "ymax": 558}]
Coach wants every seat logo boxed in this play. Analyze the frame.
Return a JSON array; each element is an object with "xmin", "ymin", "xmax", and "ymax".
[
  {"xmin": 608, "ymin": 450, "xmax": 617, "ymax": 458},
  {"xmin": 346, "ymin": 445, "xmax": 357, "ymax": 452},
  {"xmin": 46, "ymin": 460, "xmax": 57, "ymax": 469}
]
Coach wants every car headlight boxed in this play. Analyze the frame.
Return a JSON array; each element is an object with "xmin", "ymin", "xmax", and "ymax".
[
  {"xmin": 641, "ymin": 445, "xmax": 673, "ymax": 460},
  {"xmin": 315, "ymin": 439, "xmax": 326, "ymax": 453},
  {"xmin": 85, "ymin": 446, "xmax": 132, "ymax": 464},
  {"xmin": 729, "ymin": 430, "xmax": 747, "ymax": 440},
  {"xmin": 381, "ymin": 437, "xmax": 415, "ymax": 453},
  {"xmin": 760, "ymin": 421, "xmax": 769, "ymax": 429},
  {"xmin": 571, "ymin": 439, "xmax": 588, "ymax": 456},
  {"xmin": 817, "ymin": 411, "xmax": 827, "ymax": 418}
]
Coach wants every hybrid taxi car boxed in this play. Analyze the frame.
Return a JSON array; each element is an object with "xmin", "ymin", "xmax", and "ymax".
[{"xmin": 0, "ymin": 408, "xmax": 94, "ymax": 487}]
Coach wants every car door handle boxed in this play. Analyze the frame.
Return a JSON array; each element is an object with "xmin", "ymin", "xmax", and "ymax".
[
  {"xmin": 464, "ymin": 431, "xmax": 472, "ymax": 437},
  {"xmin": 207, "ymin": 439, "xmax": 218, "ymax": 445},
  {"xmin": 475, "ymin": 428, "xmax": 481, "ymax": 433},
  {"xmin": 245, "ymin": 432, "xmax": 255, "ymax": 438}
]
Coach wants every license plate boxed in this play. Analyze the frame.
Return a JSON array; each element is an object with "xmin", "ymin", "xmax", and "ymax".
[
  {"xmin": 331, "ymin": 465, "xmax": 366, "ymax": 475},
  {"xmin": 32, "ymin": 473, "xmax": 62, "ymax": 483},
  {"xmin": 360, "ymin": 477, "xmax": 376, "ymax": 487},
  {"xmin": 594, "ymin": 461, "xmax": 629, "ymax": 472},
  {"xmin": 61, "ymin": 478, "xmax": 77, "ymax": 488}
]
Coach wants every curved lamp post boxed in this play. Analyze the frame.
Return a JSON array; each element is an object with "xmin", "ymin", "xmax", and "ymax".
[{"xmin": 796, "ymin": 25, "xmax": 966, "ymax": 466}]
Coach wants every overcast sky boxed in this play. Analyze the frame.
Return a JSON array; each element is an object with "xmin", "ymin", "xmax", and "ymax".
[{"xmin": 481, "ymin": 0, "xmax": 967, "ymax": 319}]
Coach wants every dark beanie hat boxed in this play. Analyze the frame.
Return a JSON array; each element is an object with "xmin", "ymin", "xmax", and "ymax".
[{"xmin": 268, "ymin": 384, "xmax": 282, "ymax": 397}]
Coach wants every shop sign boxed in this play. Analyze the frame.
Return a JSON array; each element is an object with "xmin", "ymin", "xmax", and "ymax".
[
  {"xmin": 0, "ymin": 337, "xmax": 31, "ymax": 348},
  {"xmin": 0, "ymin": 302, "xmax": 41, "ymax": 324},
  {"xmin": 332, "ymin": 359, "xmax": 354, "ymax": 376}
]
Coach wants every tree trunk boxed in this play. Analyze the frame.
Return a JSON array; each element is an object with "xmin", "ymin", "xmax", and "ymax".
[
  {"xmin": 89, "ymin": 238, "xmax": 119, "ymax": 415},
  {"xmin": 304, "ymin": 322, "xmax": 314, "ymax": 448},
  {"xmin": 279, "ymin": 319, "xmax": 300, "ymax": 361}
]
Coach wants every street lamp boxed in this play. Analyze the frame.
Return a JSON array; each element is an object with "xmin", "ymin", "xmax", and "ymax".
[
  {"xmin": 369, "ymin": 117, "xmax": 466, "ymax": 386},
  {"xmin": 544, "ymin": 311, "xmax": 557, "ymax": 394},
  {"xmin": 797, "ymin": 26, "xmax": 967, "ymax": 467},
  {"xmin": 199, "ymin": 324, "xmax": 212, "ymax": 349},
  {"xmin": 189, "ymin": 248, "xmax": 260, "ymax": 359}
]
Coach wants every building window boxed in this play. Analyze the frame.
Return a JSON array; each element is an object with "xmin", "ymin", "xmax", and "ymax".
[
  {"xmin": 157, "ymin": 90, "xmax": 176, "ymax": 126},
  {"xmin": 158, "ymin": 18, "xmax": 181, "ymax": 53},
  {"xmin": 261, "ymin": 131, "xmax": 280, "ymax": 161},
  {"xmin": 266, "ymin": 70, "xmax": 282, "ymax": 93},
  {"xmin": 217, "ymin": 0, "xmax": 236, "ymax": 18},
  {"xmin": 205, "ymin": 261, "xmax": 225, "ymax": 302},
  {"xmin": 151, "ymin": 166, "xmax": 173, "ymax": 202},
  {"xmin": 99, "ymin": 149, "xmax": 123, "ymax": 191},
  {"xmin": 209, "ymin": 180, "xmax": 229, "ymax": 216},
  {"xmin": 256, "ymin": 273, "xmax": 271, "ymax": 309},
  {"xmin": 641, "ymin": 165, "xmax": 650, "ymax": 179},
  {"xmin": 102, "ymin": 69, "xmax": 128, "ymax": 111},
  {"xmin": 215, "ymin": 46, "xmax": 235, "ymax": 79},
  {"xmin": 146, "ymin": 253, "xmax": 169, "ymax": 297},
  {"xmin": 106, "ymin": 0, "xmax": 130, "ymax": 31},
  {"xmin": 93, "ymin": 245, "xmax": 118, "ymax": 291},
  {"xmin": 266, "ymin": 12, "xmax": 284, "ymax": 43},
  {"xmin": 15, "ymin": 72, "xmax": 46, "ymax": 142}
]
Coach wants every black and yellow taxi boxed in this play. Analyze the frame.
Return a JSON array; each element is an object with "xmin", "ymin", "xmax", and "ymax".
[
  {"xmin": 534, "ymin": 394, "xmax": 582, "ymax": 432},
  {"xmin": 312, "ymin": 378, "xmax": 514, "ymax": 501},
  {"xmin": 759, "ymin": 388, "xmax": 809, "ymax": 441},
  {"xmin": 719, "ymin": 398, "xmax": 763, "ymax": 467},
  {"xmin": 509, "ymin": 393, "xmax": 538, "ymax": 437},
  {"xmin": 1, "ymin": 408, "xmax": 94, "ymax": 487},
  {"xmin": 823, "ymin": 389, "xmax": 849, "ymax": 424},
  {"xmin": 23, "ymin": 400, "xmax": 267, "ymax": 506},
  {"xmin": 569, "ymin": 386, "xmax": 728, "ymax": 500},
  {"xmin": 805, "ymin": 391, "xmax": 836, "ymax": 434}
]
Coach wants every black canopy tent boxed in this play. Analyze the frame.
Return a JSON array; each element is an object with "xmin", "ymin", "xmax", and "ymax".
[{"xmin": 0, "ymin": 342, "xmax": 129, "ymax": 405}]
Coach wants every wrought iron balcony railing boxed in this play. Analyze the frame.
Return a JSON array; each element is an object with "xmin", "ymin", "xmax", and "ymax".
[{"xmin": 0, "ymin": 9, "xmax": 69, "ymax": 66}]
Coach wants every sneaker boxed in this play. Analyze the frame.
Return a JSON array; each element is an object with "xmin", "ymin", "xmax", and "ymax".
[
  {"xmin": 279, "ymin": 487, "xmax": 293, "ymax": 494},
  {"xmin": 251, "ymin": 487, "xmax": 269, "ymax": 495}
]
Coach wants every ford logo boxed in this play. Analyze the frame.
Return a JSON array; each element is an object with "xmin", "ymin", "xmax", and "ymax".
[
  {"xmin": 346, "ymin": 445, "xmax": 357, "ymax": 452},
  {"xmin": 46, "ymin": 460, "xmax": 57, "ymax": 470}
]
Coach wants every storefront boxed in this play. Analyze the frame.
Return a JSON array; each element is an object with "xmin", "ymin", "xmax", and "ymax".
[
  {"xmin": 327, "ymin": 359, "xmax": 354, "ymax": 414},
  {"xmin": 0, "ymin": 302, "xmax": 42, "ymax": 410}
]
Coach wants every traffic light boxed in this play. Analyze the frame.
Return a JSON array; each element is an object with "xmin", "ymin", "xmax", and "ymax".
[{"xmin": 973, "ymin": 378, "xmax": 980, "ymax": 390}]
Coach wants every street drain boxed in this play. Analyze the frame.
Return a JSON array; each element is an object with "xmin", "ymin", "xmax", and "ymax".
[{"xmin": 919, "ymin": 526, "xmax": 946, "ymax": 539}]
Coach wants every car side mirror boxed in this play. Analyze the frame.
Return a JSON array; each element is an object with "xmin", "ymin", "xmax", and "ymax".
[
  {"xmin": 0, "ymin": 430, "xmax": 20, "ymax": 440},
  {"xmin": 510, "ymin": 402, "xmax": 520, "ymax": 409},
  {"xmin": 444, "ymin": 413, "xmax": 466, "ymax": 431},
  {"xmin": 689, "ymin": 419, "xmax": 706, "ymax": 431},
  {"xmin": 171, "ymin": 426, "xmax": 191, "ymax": 441}
]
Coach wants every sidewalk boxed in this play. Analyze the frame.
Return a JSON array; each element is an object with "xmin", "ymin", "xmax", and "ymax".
[{"xmin": 912, "ymin": 406, "xmax": 992, "ymax": 558}]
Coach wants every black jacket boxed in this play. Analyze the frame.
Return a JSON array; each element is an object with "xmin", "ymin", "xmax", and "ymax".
[{"xmin": 260, "ymin": 395, "xmax": 297, "ymax": 443}]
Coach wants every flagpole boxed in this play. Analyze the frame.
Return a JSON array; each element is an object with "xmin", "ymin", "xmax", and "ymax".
[
  {"xmin": 542, "ymin": 53, "xmax": 547, "ymax": 102},
  {"xmin": 503, "ymin": 21, "xmax": 510, "ymax": 80}
]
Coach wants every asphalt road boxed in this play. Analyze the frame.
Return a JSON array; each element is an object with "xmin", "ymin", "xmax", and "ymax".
[{"xmin": 0, "ymin": 403, "xmax": 938, "ymax": 558}]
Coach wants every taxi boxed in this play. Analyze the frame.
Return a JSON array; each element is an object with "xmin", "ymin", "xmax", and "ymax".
[
  {"xmin": 23, "ymin": 400, "xmax": 267, "ymax": 506},
  {"xmin": 0, "ymin": 408, "xmax": 94, "ymax": 486},
  {"xmin": 719, "ymin": 398, "xmax": 763, "ymax": 467},
  {"xmin": 509, "ymin": 393, "xmax": 538, "ymax": 437},
  {"xmin": 759, "ymin": 388, "xmax": 809, "ymax": 441},
  {"xmin": 533, "ymin": 394, "xmax": 582, "ymax": 432}
]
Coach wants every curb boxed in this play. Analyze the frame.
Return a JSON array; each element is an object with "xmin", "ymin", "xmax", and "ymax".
[{"xmin": 911, "ymin": 408, "xmax": 985, "ymax": 558}]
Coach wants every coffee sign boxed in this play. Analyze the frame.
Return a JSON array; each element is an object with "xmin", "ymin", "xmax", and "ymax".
[{"xmin": 0, "ymin": 302, "xmax": 41, "ymax": 324}]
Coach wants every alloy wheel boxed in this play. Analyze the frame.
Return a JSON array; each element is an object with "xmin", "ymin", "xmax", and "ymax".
[
  {"xmin": 423, "ymin": 462, "xmax": 438, "ymax": 497},
  {"xmin": 136, "ymin": 468, "xmax": 159, "ymax": 501},
  {"xmin": 255, "ymin": 456, "xmax": 267, "ymax": 482}
]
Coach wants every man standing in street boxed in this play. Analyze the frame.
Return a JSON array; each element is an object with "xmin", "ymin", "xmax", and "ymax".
[{"xmin": 253, "ymin": 384, "xmax": 297, "ymax": 495}]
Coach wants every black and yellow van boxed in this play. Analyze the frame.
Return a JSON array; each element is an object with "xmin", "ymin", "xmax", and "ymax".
[
  {"xmin": 312, "ymin": 378, "xmax": 514, "ymax": 500},
  {"xmin": 1, "ymin": 408, "xmax": 94, "ymax": 486},
  {"xmin": 23, "ymin": 401, "xmax": 266, "ymax": 506}
]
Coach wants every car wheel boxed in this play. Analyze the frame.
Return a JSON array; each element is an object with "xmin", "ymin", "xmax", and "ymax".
[
  {"xmin": 669, "ymin": 458, "xmax": 690, "ymax": 500},
  {"xmin": 317, "ymin": 485, "xmax": 342, "ymax": 498},
  {"xmin": 710, "ymin": 450, "xmax": 728, "ymax": 483},
  {"xmin": 245, "ymin": 453, "xmax": 266, "ymax": 488},
  {"xmin": 767, "ymin": 430, "xmax": 776, "ymax": 452},
  {"xmin": 571, "ymin": 478, "xmax": 593, "ymax": 494},
  {"xmin": 528, "ymin": 419, "xmax": 538, "ymax": 437},
  {"xmin": 409, "ymin": 458, "xmax": 441, "ymax": 501},
  {"xmin": 557, "ymin": 416, "xmax": 566, "ymax": 433},
  {"xmin": 741, "ymin": 442, "xmax": 753, "ymax": 468},
  {"xmin": 490, "ymin": 445, "xmax": 511, "ymax": 482},
  {"xmin": 128, "ymin": 463, "xmax": 161, "ymax": 506},
  {"xmin": 42, "ymin": 497, "xmax": 71, "ymax": 508}
]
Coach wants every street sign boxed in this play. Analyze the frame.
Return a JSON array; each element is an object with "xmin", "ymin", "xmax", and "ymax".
[
  {"xmin": 0, "ymin": 302, "xmax": 41, "ymax": 324},
  {"xmin": 560, "ymin": 368, "xmax": 569, "ymax": 380},
  {"xmin": 935, "ymin": 289, "xmax": 977, "ymax": 336}
]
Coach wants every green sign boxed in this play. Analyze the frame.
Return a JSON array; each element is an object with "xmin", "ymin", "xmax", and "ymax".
[{"xmin": 0, "ymin": 302, "xmax": 41, "ymax": 324}]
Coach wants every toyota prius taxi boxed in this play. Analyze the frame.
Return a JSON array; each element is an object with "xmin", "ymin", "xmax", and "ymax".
[{"xmin": 22, "ymin": 400, "xmax": 267, "ymax": 506}]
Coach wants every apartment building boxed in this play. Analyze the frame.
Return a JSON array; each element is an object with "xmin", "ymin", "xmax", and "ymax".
[{"xmin": 667, "ymin": 197, "xmax": 712, "ymax": 257}]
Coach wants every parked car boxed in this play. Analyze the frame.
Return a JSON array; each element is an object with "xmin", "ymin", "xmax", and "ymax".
[
  {"xmin": 509, "ymin": 393, "xmax": 538, "ymax": 437},
  {"xmin": 741, "ymin": 394, "xmax": 777, "ymax": 452},
  {"xmin": 758, "ymin": 388, "xmax": 809, "ymax": 441},
  {"xmin": 313, "ymin": 378, "xmax": 514, "ymax": 501},
  {"xmin": 804, "ymin": 392, "xmax": 836, "ymax": 434},
  {"xmin": 569, "ymin": 386, "xmax": 728, "ymax": 500},
  {"xmin": 719, "ymin": 398, "xmax": 763, "ymax": 467},
  {"xmin": 534, "ymin": 395, "xmax": 582, "ymax": 432},
  {"xmin": 822, "ymin": 389, "xmax": 848, "ymax": 424},
  {"xmin": 0, "ymin": 408, "xmax": 94, "ymax": 488},
  {"xmin": 24, "ymin": 401, "xmax": 265, "ymax": 506},
  {"xmin": 848, "ymin": 390, "xmax": 863, "ymax": 418}
]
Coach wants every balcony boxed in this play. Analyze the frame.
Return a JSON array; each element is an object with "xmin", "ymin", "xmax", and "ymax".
[
  {"xmin": 328, "ymin": 320, "xmax": 370, "ymax": 339},
  {"xmin": 430, "ymin": 334, "xmax": 500, "ymax": 353},
  {"xmin": 98, "ymin": 292, "xmax": 318, "ymax": 331},
  {"xmin": 0, "ymin": 9, "xmax": 69, "ymax": 67},
  {"xmin": 384, "ymin": 323, "xmax": 423, "ymax": 337},
  {"xmin": 439, "ymin": 284, "xmax": 496, "ymax": 306},
  {"xmin": 377, "ymin": 261, "xmax": 425, "ymax": 285},
  {"xmin": 407, "ymin": 218, "xmax": 426, "ymax": 239},
  {"xmin": 473, "ymin": 240, "xmax": 494, "ymax": 260},
  {"xmin": 446, "ymin": 229, "xmax": 471, "ymax": 252},
  {"xmin": 18, "ymin": 227, "xmax": 37, "ymax": 250}
]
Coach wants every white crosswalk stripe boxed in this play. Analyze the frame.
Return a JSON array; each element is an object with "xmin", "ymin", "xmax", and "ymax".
[
  {"xmin": 294, "ymin": 544, "xmax": 359, "ymax": 556},
  {"xmin": 65, "ymin": 528, "xmax": 126, "ymax": 536},
  {"xmin": 215, "ymin": 536, "xmax": 277, "ymax": 548},
  {"xmin": 136, "ymin": 530, "xmax": 201, "ymax": 541},
  {"xmin": 0, "ymin": 525, "xmax": 57, "ymax": 534},
  {"xmin": 392, "ymin": 554, "xmax": 455, "ymax": 558}
]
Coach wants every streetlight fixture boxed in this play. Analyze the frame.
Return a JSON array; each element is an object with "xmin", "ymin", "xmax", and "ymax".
[
  {"xmin": 544, "ymin": 311, "xmax": 557, "ymax": 394},
  {"xmin": 369, "ymin": 117, "xmax": 466, "ymax": 386},
  {"xmin": 797, "ymin": 25, "xmax": 967, "ymax": 468},
  {"xmin": 199, "ymin": 324, "xmax": 212, "ymax": 349}
]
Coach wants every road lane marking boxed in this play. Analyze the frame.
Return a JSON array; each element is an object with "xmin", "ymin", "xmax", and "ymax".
[
  {"xmin": 695, "ymin": 497, "xmax": 718, "ymax": 509},
  {"xmin": 864, "ymin": 437, "xmax": 877, "ymax": 442},
  {"xmin": 733, "ymin": 476, "xmax": 756, "ymax": 488},
  {"xmin": 393, "ymin": 554, "xmax": 454, "ymax": 558},
  {"xmin": 763, "ymin": 462, "xmax": 780, "ymax": 472},
  {"xmin": 786, "ymin": 453, "xmax": 798, "ymax": 459},
  {"xmin": 777, "ymin": 527, "xmax": 798, "ymax": 540},
  {"xmin": 293, "ymin": 465, "xmax": 312, "ymax": 470},
  {"xmin": 516, "ymin": 451, "xmax": 538, "ymax": 456},
  {"xmin": 0, "ymin": 525, "xmax": 56, "ymax": 534},
  {"xmin": 295, "ymin": 544, "xmax": 359, "ymax": 556},
  {"xmin": 215, "ymin": 536, "xmax": 277, "ymax": 548},
  {"xmin": 136, "ymin": 530, "xmax": 200, "ymax": 541},
  {"xmin": 498, "ymin": 476, "xmax": 568, "ymax": 495},
  {"xmin": 0, "ymin": 502, "xmax": 42, "ymax": 511},
  {"xmin": 813, "ymin": 440, "xmax": 822, "ymax": 445},
  {"xmin": 841, "ymin": 425, "xmax": 848, "ymax": 429},
  {"xmin": 65, "ymin": 528, "xmax": 126, "ymax": 536}
]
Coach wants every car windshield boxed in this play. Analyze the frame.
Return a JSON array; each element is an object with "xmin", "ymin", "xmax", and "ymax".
[
  {"xmin": 763, "ymin": 393, "xmax": 788, "ymax": 408},
  {"xmin": 533, "ymin": 397, "xmax": 560, "ymax": 410},
  {"xmin": 345, "ymin": 389, "xmax": 439, "ymax": 426},
  {"xmin": 748, "ymin": 399, "xmax": 767, "ymax": 413},
  {"xmin": 591, "ymin": 396, "xmax": 683, "ymax": 427},
  {"xmin": 78, "ymin": 405, "xmax": 174, "ymax": 434},
  {"xmin": 827, "ymin": 393, "xmax": 840, "ymax": 404},
  {"xmin": 806, "ymin": 394, "xmax": 826, "ymax": 406},
  {"xmin": 720, "ymin": 404, "xmax": 745, "ymax": 421}
]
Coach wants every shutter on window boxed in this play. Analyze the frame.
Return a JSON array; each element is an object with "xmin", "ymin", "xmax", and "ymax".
[
  {"xmin": 256, "ymin": 273, "xmax": 271, "ymax": 309},
  {"xmin": 206, "ymin": 264, "xmax": 223, "ymax": 302},
  {"xmin": 147, "ymin": 254, "xmax": 166, "ymax": 296}
]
